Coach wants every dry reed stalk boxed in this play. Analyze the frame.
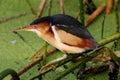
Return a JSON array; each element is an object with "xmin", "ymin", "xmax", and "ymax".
[
  {"xmin": 106, "ymin": 0, "xmax": 114, "ymax": 14},
  {"xmin": 60, "ymin": 0, "xmax": 64, "ymax": 14},
  {"xmin": 85, "ymin": 4, "xmax": 105, "ymax": 26},
  {"xmin": 35, "ymin": 0, "xmax": 46, "ymax": 19}
]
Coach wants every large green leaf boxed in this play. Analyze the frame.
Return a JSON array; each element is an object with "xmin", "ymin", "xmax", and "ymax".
[{"xmin": 0, "ymin": 0, "xmax": 120, "ymax": 80}]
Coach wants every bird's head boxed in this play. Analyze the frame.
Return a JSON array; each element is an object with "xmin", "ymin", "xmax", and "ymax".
[{"xmin": 13, "ymin": 16, "xmax": 51, "ymax": 36}]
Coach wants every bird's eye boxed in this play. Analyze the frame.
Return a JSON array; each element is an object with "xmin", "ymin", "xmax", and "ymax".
[{"xmin": 31, "ymin": 25, "xmax": 37, "ymax": 29}]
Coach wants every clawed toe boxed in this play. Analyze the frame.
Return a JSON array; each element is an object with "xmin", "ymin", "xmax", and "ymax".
[{"xmin": 39, "ymin": 63, "xmax": 56, "ymax": 72}]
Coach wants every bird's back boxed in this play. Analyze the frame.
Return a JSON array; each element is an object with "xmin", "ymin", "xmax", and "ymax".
[{"xmin": 51, "ymin": 14, "xmax": 99, "ymax": 49}]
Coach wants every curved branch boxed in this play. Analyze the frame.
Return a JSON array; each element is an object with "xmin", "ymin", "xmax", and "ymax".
[{"xmin": 0, "ymin": 69, "xmax": 20, "ymax": 80}]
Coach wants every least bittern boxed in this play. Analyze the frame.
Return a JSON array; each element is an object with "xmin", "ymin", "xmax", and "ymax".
[{"xmin": 13, "ymin": 14, "xmax": 99, "ymax": 71}]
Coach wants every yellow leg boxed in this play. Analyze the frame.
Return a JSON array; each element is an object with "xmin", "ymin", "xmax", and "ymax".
[{"xmin": 40, "ymin": 54, "xmax": 67, "ymax": 72}]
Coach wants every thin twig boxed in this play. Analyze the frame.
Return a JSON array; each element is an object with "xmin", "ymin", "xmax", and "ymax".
[
  {"xmin": 60, "ymin": 0, "xmax": 64, "ymax": 14},
  {"xmin": 48, "ymin": 0, "xmax": 53, "ymax": 16},
  {"xmin": 42, "ymin": 42, "xmax": 48, "ymax": 65},
  {"xmin": 30, "ymin": 46, "xmax": 44, "ymax": 60},
  {"xmin": 101, "ymin": 12, "xmax": 106, "ymax": 39},
  {"xmin": 79, "ymin": 0, "xmax": 85, "ymax": 25},
  {"xmin": 17, "ymin": 48, "xmax": 56, "ymax": 76},
  {"xmin": 0, "ymin": 11, "xmax": 31, "ymax": 24},
  {"xmin": 35, "ymin": 0, "xmax": 46, "ymax": 19},
  {"xmin": 26, "ymin": 0, "xmax": 36, "ymax": 15}
]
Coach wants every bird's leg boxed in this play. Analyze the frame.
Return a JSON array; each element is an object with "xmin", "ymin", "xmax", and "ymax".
[{"xmin": 40, "ymin": 54, "xmax": 67, "ymax": 72}]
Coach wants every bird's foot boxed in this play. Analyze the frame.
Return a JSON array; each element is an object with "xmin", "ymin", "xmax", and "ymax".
[
  {"xmin": 40, "ymin": 54, "xmax": 67, "ymax": 72},
  {"xmin": 39, "ymin": 62, "xmax": 56, "ymax": 72}
]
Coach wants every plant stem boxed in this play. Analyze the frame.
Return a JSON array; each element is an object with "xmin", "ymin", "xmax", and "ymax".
[
  {"xmin": 101, "ymin": 12, "xmax": 106, "ymax": 39},
  {"xmin": 48, "ymin": 0, "xmax": 53, "ymax": 16},
  {"xmin": 79, "ymin": 0, "xmax": 84, "ymax": 25},
  {"xmin": 0, "ymin": 11, "xmax": 31, "ymax": 24},
  {"xmin": 0, "ymin": 69, "xmax": 20, "ymax": 80},
  {"xmin": 98, "ymin": 32, "xmax": 120, "ymax": 46},
  {"xmin": 60, "ymin": 0, "xmax": 64, "ymax": 14},
  {"xmin": 35, "ymin": 0, "xmax": 46, "ymax": 19},
  {"xmin": 26, "ymin": 0, "xmax": 36, "ymax": 15}
]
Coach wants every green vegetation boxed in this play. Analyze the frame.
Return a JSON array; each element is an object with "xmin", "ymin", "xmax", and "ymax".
[{"xmin": 0, "ymin": 0, "xmax": 120, "ymax": 80}]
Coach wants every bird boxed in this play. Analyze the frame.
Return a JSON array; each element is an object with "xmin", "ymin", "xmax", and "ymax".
[{"xmin": 13, "ymin": 14, "xmax": 99, "ymax": 71}]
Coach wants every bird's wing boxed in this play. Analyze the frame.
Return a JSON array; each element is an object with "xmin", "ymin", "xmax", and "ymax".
[
  {"xmin": 55, "ymin": 24, "xmax": 92, "ymax": 39},
  {"xmin": 51, "ymin": 14, "xmax": 98, "ymax": 49},
  {"xmin": 52, "ymin": 25, "xmax": 94, "ymax": 49},
  {"xmin": 51, "ymin": 14, "xmax": 93, "ymax": 39}
]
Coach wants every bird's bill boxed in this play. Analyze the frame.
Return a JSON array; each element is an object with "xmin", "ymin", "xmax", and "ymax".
[{"xmin": 13, "ymin": 25, "xmax": 34, "ymax": 32}]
